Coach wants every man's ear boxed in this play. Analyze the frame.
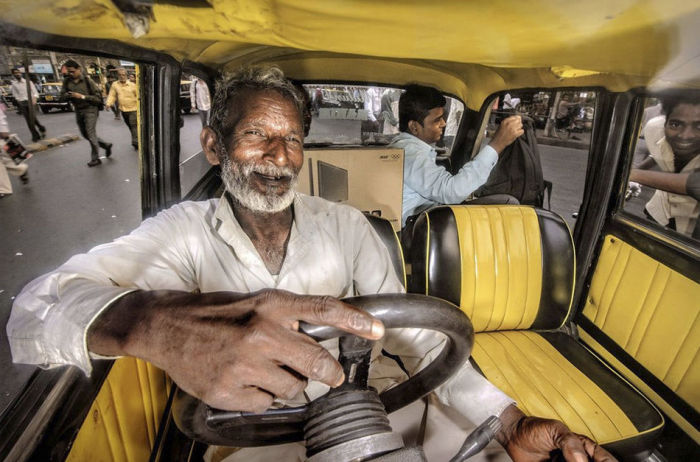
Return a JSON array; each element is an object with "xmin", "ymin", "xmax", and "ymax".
[
  {"xmin": 408, "ymin": 120, "xmax": 420, "ymax": 135},
  {"xmin": 201, "ymin": 127, "xmax": 221, "ymax": 166}
]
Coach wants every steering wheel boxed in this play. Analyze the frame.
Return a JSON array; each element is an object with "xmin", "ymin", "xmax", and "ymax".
[{"xmin": 172, "ymin": 293, "xmax": 473, "ymax": 448}]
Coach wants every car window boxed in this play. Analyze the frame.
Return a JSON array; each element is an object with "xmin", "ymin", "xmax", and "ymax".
[
  {"xmin": 622, "ymin": 94, "xmax": 700, "ymax": 243},
  {"xmin": 479, "ymin": 89, "xmax": 597, "ymax": 228},
  {"xmin": 179, "ymin": 74, "xmax": 213, "ymax": 198},
  {"xmin": 0, "ymin": 46, "xmax": 144, "ymax": 416},
  {"xmin": 301, "ymin": 84, "xmax": 464, "ymax": 154}
]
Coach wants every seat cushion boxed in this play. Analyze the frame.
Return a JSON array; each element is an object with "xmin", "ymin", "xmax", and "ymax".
[{"xmin": 471, "ymin": 330, "xmax": 663, "ymax": 456}]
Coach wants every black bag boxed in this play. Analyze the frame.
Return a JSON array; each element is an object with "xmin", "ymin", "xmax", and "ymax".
[
  {"xmin": 475, "ymin": 118, "xmax": 552, "ymax": 208},
  {"xmin": 85, "ymin": 77, "xmax": 105, "ymax": 110}
]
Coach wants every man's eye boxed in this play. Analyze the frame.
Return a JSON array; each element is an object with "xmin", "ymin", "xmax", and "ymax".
[
  {"xmin": 667, "ymin": 121, "xmax": 681, "ymax": 129},
  {"xmin": 244, "ymin": 129, "xmax": 264, "ymax": 137},
  {"xmin": 286, "ymin": 136, "xmax": 301, "ymax": 144}
]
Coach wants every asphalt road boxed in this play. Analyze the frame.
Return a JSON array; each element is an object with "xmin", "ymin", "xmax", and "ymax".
[{"xmin": 0, "ymin": 108, "xmax": 589, "ymax": 416}]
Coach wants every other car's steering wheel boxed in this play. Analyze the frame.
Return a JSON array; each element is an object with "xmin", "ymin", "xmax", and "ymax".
[{"xmin": 172, "ymin": 293, "xmax": 473, "ymax": 454}]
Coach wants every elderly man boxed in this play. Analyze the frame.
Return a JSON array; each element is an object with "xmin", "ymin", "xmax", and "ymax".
[
  {"xmin": 7, "ymin": 66, "xmax": 613, "ymax": 462},
  {"xmin": 106, "ymin": 68, "xmax": 139, "ymax": 149}
]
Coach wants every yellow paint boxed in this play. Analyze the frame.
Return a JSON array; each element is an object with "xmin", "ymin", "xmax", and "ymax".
[
  {"xmin": 451, "ymin": 206, "xmax": 542, "ymax": 332},
  {"xmin": 472, "ymin": 331, "xmax": 641, "ymax": 444},
  {"xmin": 66, "ymin": 358, "xmax": 170, "ymax": 462},
  {"xmin": 583, "ymin": 236, "xmax": 700, "ymax": 410}
]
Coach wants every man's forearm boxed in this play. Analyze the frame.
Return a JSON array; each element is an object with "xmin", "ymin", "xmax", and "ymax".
[{"xmin": 629, "ymin": 169, "xmax": 689, "ymax": 195}]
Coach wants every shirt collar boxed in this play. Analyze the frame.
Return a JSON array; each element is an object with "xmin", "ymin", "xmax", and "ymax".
[{"xmin": 211, "ymin": 191, "xmax": 313, "ymax": 278}]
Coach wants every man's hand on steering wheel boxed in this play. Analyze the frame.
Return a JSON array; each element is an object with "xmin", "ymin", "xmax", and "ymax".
[
  {"xmin": 87, "ymin": 289, "xmax": 384, "ymax": 413},
  {"xmin": 498, "ymin": 405, "xmax": 618, "ymax": 462}
]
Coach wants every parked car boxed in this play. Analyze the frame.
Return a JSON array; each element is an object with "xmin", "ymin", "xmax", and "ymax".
[{"xmin": 36, "ymin": 82, "xmax": 72, "ymax": 113}]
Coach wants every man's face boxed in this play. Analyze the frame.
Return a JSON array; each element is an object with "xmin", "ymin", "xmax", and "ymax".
[
  {"xmin": 664, "ymin": 103, "xmax": 700, "ymax": 160},
  {"xmin": 117, "ymin": 70, "xmax": 127, "ymax": 82},
  {"xmin": 413, "ymin": 107, "xmax": 446, "ymax": 144},
  {"xmin": 218, "ymin": 89, "xmax": 304, "ymax": 214},
  {"xmin": 66, "ymin": 66, "xmax": 81, "ymax": 79},
  {"xmin": 129, "ymin": 74, "xmax": 136, "ymax": 82},
  {"xmin": 12, "ymin": 69, "xmax": 21, "ymax": 81}
]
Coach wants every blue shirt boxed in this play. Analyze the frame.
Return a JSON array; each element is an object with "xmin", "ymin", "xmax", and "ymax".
[{"xmin": 390, "ymin": 132, "xmax": 498, "ymax": 226}]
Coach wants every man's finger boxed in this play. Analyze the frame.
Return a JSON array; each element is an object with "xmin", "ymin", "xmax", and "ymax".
[
  {"xmin": 288, "ymin": 294, "xmax": 385, "ymax": 340},
  {"xmin": 269, "ymin": 327, "xmax": 346, "ymax": 387},
  {"xmin": 560, "ymin": 433, "xmax": 590, "ymax": 462},
  {"xmin": 579, "ymin": 435, "xmax": 617, "ymax": 462}
]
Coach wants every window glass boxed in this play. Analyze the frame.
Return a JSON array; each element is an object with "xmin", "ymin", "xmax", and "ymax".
[
  {"xmin": 0, "ymin": 47, "xmax": 143, "ymax": 415},
  {"xmin": 480, "ymin": 90, "xmax": 597, "ymax": 228},
  {"xmin": 622, "ymin": 94, "xmax": 700, "ymax": 241},
  {"xmin": 179, "ymin": 74, "xmax": 213, "ymax": 197},
  {"xmin": 301, "ymin": 84, "xmax": 464, "ymax": 154}
]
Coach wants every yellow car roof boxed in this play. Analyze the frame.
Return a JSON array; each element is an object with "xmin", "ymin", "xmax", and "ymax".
[{"xmin": 2, "ymin": 0, "xmax": 698, "ymax": 107}]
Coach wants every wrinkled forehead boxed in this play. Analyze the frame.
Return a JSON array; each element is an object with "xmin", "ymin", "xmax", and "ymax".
[{"xmin": 224, "ymin": 88, "xmax": 301, "ymax": 133}]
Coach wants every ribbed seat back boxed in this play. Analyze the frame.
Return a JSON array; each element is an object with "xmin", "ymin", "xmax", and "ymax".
[{"xmin": 410, "ymin": 205, "xmax": 574, "ymax": 332}]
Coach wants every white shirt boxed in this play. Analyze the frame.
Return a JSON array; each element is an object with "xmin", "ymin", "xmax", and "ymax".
[
  {"xmin": 8, "ymin": 193, "xmax": 513, "ymax": 428},
  {"xmin": 390, "ymin": 132, "xmax": 498, "ymax": 226},
  {"xmin": 190, "ymin": 78, "xmax": 211, "ymax": 111},
  {"xmin": 10, "ymin": 78, "xmax": 39, "ymax": 102}
]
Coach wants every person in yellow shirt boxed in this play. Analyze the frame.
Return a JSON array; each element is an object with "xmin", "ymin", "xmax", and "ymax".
[{"xmin": 106, "ymin": 68, "xmax": 139, "ymax": 149}]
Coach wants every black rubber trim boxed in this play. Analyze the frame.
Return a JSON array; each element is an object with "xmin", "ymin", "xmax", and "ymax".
[
  {"xmin": 532, "ymin": 209, "xmax": 575, "ymax": 329},
  {"xmin": 364, "ymin": 213, "xmax": 406, "ymax": 287},
  {"xmin": 576, "ymin": 317, "xmax": 700, "ymax": 430},
  {"xmin": 423, "ymin": 207, "xmax": 462, "ymax": 306},
  {"xmin": 606, "ymin": 220, "xmax": 699, "ymax": 283},
  {"xmin": 540, "ymin": 332, "xmax": 662, "ymax": 432},
  {"xmin": 408, "ymin": 212, "xmax": 429, "ymax": 294}
]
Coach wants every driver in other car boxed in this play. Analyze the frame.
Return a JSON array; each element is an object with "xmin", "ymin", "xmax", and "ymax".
[{"xmin": 7, "ymin": 66, "xmax": 614, "ymax": 462}]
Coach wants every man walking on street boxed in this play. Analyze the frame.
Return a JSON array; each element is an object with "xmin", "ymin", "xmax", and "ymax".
[
  {"xmin": 10, "ymin": 68, "xmax": 46, "ymax": 142},
  {"xmin": 60, "ymin": 60, "xmax": 112, "ymax": 167},
  {"xmin": 190, "ymin": 76, "xmax": 211, "ymax": 127},
  {"xmin": 106, "ymin": 68, "xmax": 139, "ymax": 149}
]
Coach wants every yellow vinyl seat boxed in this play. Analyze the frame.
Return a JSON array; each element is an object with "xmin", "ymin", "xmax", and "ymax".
[{"xmin": 409, "ymin": 205, "xmax": 664, "ymax": 460}]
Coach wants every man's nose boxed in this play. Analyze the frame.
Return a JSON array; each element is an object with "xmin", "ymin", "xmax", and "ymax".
[
  {"xmin": 678, "ymin": 125, "xmax": 696, "ymax": 139},
  {"xmin": 263, "ymin": 137, "xmax": 291, "ymax": 166}
]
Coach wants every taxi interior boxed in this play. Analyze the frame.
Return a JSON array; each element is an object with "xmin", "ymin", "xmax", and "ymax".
[{"xmin": 0, "ymin": 1, "xmax": 698, "ymax": 461}]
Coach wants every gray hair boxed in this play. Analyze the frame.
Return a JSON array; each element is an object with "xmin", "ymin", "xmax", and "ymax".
[{"xmin": 208, "ymin": 65, "xmax": 304, "ymax": 149}]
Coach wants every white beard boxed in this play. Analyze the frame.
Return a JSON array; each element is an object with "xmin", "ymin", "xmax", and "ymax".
[{"xmin": 221, "ymin": 156, "xmax": 298, "ymax": 214}]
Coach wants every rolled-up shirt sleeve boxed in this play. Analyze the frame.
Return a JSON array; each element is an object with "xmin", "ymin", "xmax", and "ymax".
[{"xmin": 7, "ymin": 205, "xmax": 200, "ymax": 375}]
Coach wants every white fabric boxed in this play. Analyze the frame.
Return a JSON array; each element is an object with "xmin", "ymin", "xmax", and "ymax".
[
  {"xmin": 190, "ymin": 78, "xmax": 211, "ymax": 111},
  {"xmin": 644, "ymin": 115, "xmax": 700, "ymax": 235},
  {"xmin": 0, "ymin": 107, "xmax": 28, "ymax": 194},
  {"xmin": 390, "ymin": 132, "xmax": 498, "ymax": 226},
  {"xmin": 10, "ymin": 78, "xmax": 39, "ymax": 102},
  {"xmin": 8, "ymin": 192, "xmax": 514, "ymax": 458}
]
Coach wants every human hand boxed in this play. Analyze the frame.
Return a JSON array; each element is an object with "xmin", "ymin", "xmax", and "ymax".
[
  {"xmin": 68, "ymin": 91, "xmax": 84, "ymax": 100},
  {"xmin": 88, "ymin": 289, "xmax": 385, "ymax": 413},
  {"xmin": 489, "ymin": 115, "xmax": 524, "ymax": 154},
  {"xmin": 499, "ymin": 406, "xmax": 617, "ymax": 462}
]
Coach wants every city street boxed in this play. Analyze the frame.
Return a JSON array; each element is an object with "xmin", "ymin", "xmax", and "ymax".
[
  {"xmin": 0, "ymin": 107, "xmax": 204, "ymax": 414},
  {"xmin": 0, "ymin": 107, "xmax": 588, "ymax": 415}
]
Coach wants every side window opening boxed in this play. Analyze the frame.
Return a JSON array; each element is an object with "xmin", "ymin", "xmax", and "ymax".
[
  {"xmin": 622, "ymin": 93, "xmax": 700, "ymax": 244},
  {"xmin": 477, "ymin": 89, "xmax": 597, "ymax": 228},
  {"xmin": 179, "ymin": 72, "xmax": 213, "ymax": 198}
]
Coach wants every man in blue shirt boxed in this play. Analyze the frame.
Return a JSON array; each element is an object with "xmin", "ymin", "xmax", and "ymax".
[{"xmin": 390, "ymin": 84, "xmax": 523, "ymax": 227}]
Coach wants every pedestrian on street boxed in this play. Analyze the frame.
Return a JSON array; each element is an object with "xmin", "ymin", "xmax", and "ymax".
[
  {"xmin": 105, "ymin": 74, "xmax": 121, "ymax": 120},
  {"xmin": 60, "ymin": 60, "xmax": 112, "ymax": 167},
  {"xmin": 0, "ymin": 106, "xmax": 29, "ymax": 198},
  {"xmin": 10, "ymin": 68, "xmax": 46, "ymax": 142},
  {"xmin": 190, "ymin": 76, "xmax": 211, "ymax": 127},
  {"xmin": 106, "ymin": 68, "xmax": 139, "ymax": 150}
]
